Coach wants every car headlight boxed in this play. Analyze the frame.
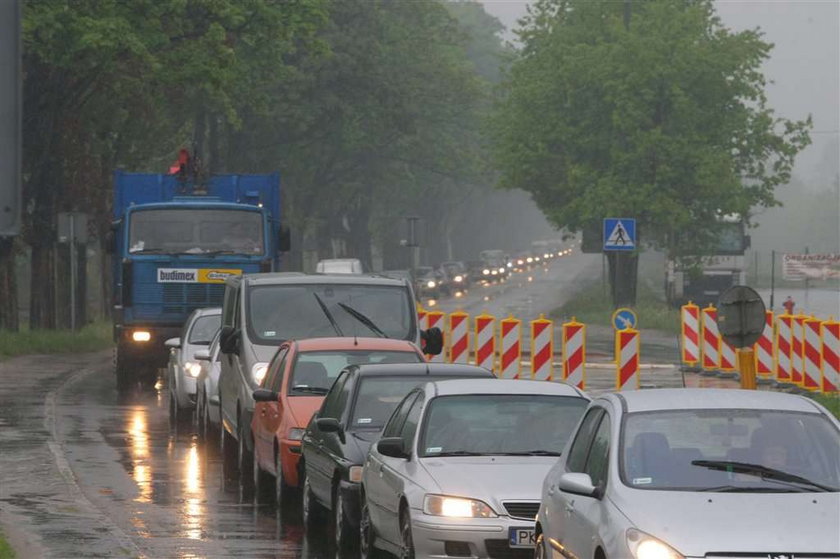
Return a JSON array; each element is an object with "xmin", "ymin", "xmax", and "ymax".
[
  {"xmin": 506, "ymin": 262, "xmax": 513, "ymax": 268},
  {"xmin": 427, "ymin": 280, "xmax": 436, "ymax": 288},
  {"xmin": 424, "ymin": 495, "xmax": 497, "ymax": 518},
  {"xmin": 184, "ymin": 361, "xmax": 202, "ymax": 378},
  {"xmin": 544, "ymin": 253, "xmax": 550, "ymax": 259},
  {"xmin": 498, "ymin": 267, "xmax": 505, "ymax": 273},
  {"xmin": 526, "ymin": 257, "xmax": 533, "ymax": 263},
  {"xmin": 348, "ymin": 465, "xmax": 364, "ymax": 483},
  {"xmin": 517, "ymin": 259, "xmax": 524, "ymax": 266},
  {"xmin": 491, "ymin": 270, "xmax": 498, "ymax": 275},
  {"xmin": 626, "ymin": 529, "xmax": 685, "ymax": 559},
  {"xmin": 482, "ymin": 269, "xmax": 490, "ymax": 275},
  {"xmin": 454, "ymin": 275, "xmax": 463, "ymax": 283},
  {"xmin": 251, "ymin": 362, "xmax": 268, "ymax": 383},
  {"xmin": 287, "ymin": 428, "xmax": 305, "ymax": 441}
]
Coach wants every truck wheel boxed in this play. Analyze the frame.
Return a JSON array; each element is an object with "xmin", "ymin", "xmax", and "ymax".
[{"xmin": 115, "ymin": 345, "xmax": 134, "ymax": 393}]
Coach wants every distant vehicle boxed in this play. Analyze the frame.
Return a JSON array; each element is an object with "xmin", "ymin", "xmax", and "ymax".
[
  {"xmin": 479, "ymin": 249, "xmax": 508, "ymax": 280},
  {"xmin": 316, "ymin": 258, "xmax": 364, "ymax": 274},
  {"xmin": 217, "ymin": 273, "xmax": 442, "ymax": 497},
  {"xmin": 109, "ymin": 152, "xmax": 289, "ymax": 391},
  {"xmin": 381, "ymin": 269, "xmax": 413, "ymax": 283},
  {"xmin": 250, "ymin": 337, "xmax": 425, "ymax": 507},
  {"xmin": 536, "ymin": 389, "xmax": 840, "ymax": 559},
  {"xmin": 360, "ymin": 379, "xmax": 589, "ymax": 559},
  {"xmin": 194, "ymin": 329, "xmax": 223, "ymax": 441},
  {"xmin": 165, "ymin": 307, "xmax": 221, "ymax": 424},
  {"xmin": 440, "ymin": 260, "xmax": 469, "ymax": 289},
  {"xmin": 466, "ymin": 260, "xmax": 488, "ymax": 282},
  {"xmin": 415, "ymin": 266, "xmax": 444, "ymax": 298},
  {"xmin": 300, "ymin": 363, "xmax": 496, "ymax": 551}
]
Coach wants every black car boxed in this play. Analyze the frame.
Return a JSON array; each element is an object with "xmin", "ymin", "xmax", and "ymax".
[{"xmin": 300, "ymin": 363, "xmax": 495, "ymax": 550}]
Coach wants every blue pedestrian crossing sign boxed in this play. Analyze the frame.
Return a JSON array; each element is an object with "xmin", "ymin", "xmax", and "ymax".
[
  {"xmin": 603, "ymin": 218, "xmax": 636, "ymax": 251},
  {"xmin": 612, "ymin": 307, "xmax": 638, "ymax": 330}
]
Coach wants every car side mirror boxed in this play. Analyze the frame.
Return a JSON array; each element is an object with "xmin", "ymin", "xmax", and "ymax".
[
  {"xmin": 164, "ymin": 337, "xmax": 181, "ymax": 349},
  {"xmin": 219, "ymin": 326, "xmax": 239, "ymax": 354},
  {"xmin": 253, "ymin": 389, "xmax": 279, "ymax": 402},
  {"xmin": 558, "ymin": 472, "xmax": 599, "ymax": 498},
  {"xmin": 421, "ymin": 327, "xmax": 444, "ymax": 356},
  {"xmin": 316, "ymin": 417, "xmax": 342, "ymax": 433},
  {"xmin": 278, "ymin": 226, "xmax": 291, "ymax": 252},
  {"xmin": 377, "ymin": 437, "xmax": 409, "ymax": 459},
  {"xmin": 194, "ymin": 349, "xmax": 211, "ymax": 361}
]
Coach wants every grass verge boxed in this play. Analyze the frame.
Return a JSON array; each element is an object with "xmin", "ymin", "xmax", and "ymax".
[
  {"xmin": 552, "ymin": 282, "xmax": 681, "ymax": 334},
  {"xmin": 0, "ymin": 321, "xmax": 112, "ymax": 360},
  {"xmin": 0, "ymin": 529, "xmax": 14, "ymax": 559},
  {"xmin": 810, "ymin": 393, "xmax": 840, "ymax": 420}
]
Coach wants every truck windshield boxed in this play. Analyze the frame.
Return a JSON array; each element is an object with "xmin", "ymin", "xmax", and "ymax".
[
  {"xmin": 128, "ymin": 209, "xmax": 264, "ymax": 255},
  {"xmin": 248, "ymin": 284, "xmax": 415, "ymax": 344}
]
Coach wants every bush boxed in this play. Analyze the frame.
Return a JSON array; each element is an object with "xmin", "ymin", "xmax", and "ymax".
[{"xmin": 0, "ymin": 322, "xmax": 112, "ymax": 359}]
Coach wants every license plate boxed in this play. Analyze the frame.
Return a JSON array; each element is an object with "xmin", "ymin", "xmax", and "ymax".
[{"xmin": 509, "ymin": 527, "xmax": 536, "ymax": 548}]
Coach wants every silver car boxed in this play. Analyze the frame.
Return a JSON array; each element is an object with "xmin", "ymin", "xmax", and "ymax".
[
  {"xmin": 360, "ymin": 379, "xmax": 589, "ymax": 558},
  {"xmin": 165, "ymin": 307, "xmax": 221, "ymax": 424},
  {"xmin": 536, "ymin": 388, "xmax": 840, "ymax": 559},
  {"xmin": 194, "ymin": 329, "xmax": 222, "ymax": 442}
]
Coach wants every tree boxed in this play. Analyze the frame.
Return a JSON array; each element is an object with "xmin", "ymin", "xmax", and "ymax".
[{"xmin": 492, "ymin": 0, "xmax": 811, "ymax": 305}]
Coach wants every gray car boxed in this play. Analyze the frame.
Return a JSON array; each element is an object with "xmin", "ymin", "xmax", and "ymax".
[
  {"xmin": 360, "ymin": 379, "xmax": 589, "ymax": 559},
  {"xmin": 194, "ymin": 329, "xmax": 222, "ymax": 442},
  {"xmin": 164, "ymin": 307, "xmax": 221, "ymax": 424},
  {"xmin": 536, "ymin": 389, "xmax": 840, "ymax": 559}
]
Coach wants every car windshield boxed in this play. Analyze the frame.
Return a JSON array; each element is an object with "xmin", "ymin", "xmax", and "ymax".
[
  {"xmin": 622, "ymin": 409, "xmax": 840, "ymax": 492},
  {"xmin": 351, "ymin": 376, "xmax": 435, "ymax": 430},
  {"xmin": 419, "ymin": 395, "xmax": 588, "ymax": 457},
  {"xmin": 129, "ymin": 208, "xmax": 264, "ymax": 255},
  {"xmin": 248, "ymin": 284, "xmax": 414, "ymax": 344},
  {"xmin": 188, "ymin": 315, "xmax": 221, "ymax": 344},
  {"xmin": 289, "ymin": 350, "xmax": 422, "ymax": 395}
]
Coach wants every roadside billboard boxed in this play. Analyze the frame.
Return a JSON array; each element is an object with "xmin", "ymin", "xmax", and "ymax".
[{"xmin": 783, "ymin": 253, "xmax": 840, "ymax": 281}]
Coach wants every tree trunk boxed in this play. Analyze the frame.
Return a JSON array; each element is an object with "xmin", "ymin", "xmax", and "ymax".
[
  {"xmin": 0, "ymin": 237, "xmax": 19, "ymax": 331},
  {"xmin": 29, "ymin": 242, "xmax": 57, "ymax": 330}
]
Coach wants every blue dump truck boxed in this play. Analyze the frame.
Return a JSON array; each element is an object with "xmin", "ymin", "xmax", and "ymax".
[{"xmin": 109, "ymin": 164, "xmax": 289, "ymax": 390}]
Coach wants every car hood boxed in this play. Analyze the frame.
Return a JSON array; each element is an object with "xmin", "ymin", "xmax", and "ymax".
[
  {"xmin": 420, "ymin": 456, "xmax": 557, "ymax": 514},
  {"xmin": 345, "ymin": 430, "xmax": 381, "ymax": 464},
  {"xmin": 285, "ymin": 396, "xmax": 324, "ymax": 429},
  {"xmin": 611, "ymin": 489, "xmax": 840, "ymax": 555}
]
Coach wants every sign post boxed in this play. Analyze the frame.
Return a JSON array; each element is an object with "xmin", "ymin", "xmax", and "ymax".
[
  {"xmin": 717, "ymin": 286, "xmax": 766, "ymax": 390},
  {"xmin": 57, "ymin": 211, "xmax": 88, "ymax": 331}
]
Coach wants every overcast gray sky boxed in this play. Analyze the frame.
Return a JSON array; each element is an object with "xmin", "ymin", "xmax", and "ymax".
[{"xmin": 479, "ymin": 0, "xmax": 840, "ymax": 183}]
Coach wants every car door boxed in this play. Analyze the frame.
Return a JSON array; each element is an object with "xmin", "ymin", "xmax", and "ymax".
[
  {"xmin": 560, "ymin": 408, "xmax": 611, "ymax": 557},
  {"xmin": 219, "ymin": 285, "xmax": 241, "ymax": 434},
  {"xmin": 305, "ymin": 371, "xmax": 350, "ymax": 505},
  {"xmin": 545, "ymin": 407, "xmax": 604, "ymax": 548},
  {"xmin": 254, "ymin": 346, "xmax": 289, "ymax": 470},
  {"xmin": 379, "ymin": 392, "xmax": 423, "ymax": 544}
]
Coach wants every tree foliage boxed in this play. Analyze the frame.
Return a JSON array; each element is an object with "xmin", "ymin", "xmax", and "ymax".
[{"xmin": 492, "ymin": 0, "xmax": 812, "ymax": 256}]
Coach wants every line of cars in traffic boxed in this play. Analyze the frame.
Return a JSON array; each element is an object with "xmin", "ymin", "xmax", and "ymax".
[{"xmin": 162, "ymin": 270, "xmax": 840, "ymax": 558}]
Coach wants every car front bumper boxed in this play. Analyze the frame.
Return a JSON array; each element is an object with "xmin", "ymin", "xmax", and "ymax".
[
  {"xmin": 279, "ymin": 439, "xmax": 303, "ymax": 487},
  {"xmin": 411, "ymin": 511, "xmax": 535, "ymax": 559}
]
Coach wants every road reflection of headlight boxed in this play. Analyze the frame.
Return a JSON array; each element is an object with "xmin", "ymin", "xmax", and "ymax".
[
  {"xmin": 428, "ymin": 299, "xmax": 437, "ymax": 307},
  {"xmin": 129, "ymin": 409, "xmax": 152, "ymax": 504},
  {"xmin": 184, "ymin": 443, "xmax": 203, "ymax": 540}
]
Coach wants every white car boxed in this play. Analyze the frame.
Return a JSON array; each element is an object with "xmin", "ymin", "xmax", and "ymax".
[
  {"xmin": 165, "ymin": 307, "xmax": 221, "ymax": 424},
  {"xmin": 536, "ymin": 388, "xmax": 840, "ymax": 559},
  {"xmin": 360, "ymin": 378, "xmax": 589, "ymax": 558}
]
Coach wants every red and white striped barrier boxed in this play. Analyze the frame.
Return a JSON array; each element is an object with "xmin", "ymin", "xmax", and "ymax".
[
  {"xmin": 500, "ymin": 316, "xmax": 521, "ymax": 379},
  {"xmin": 417, "ymin": 309, "xmax": 428, "ymax": 331},
  {"xmin": 474, "ymin": 313, "xmax": 496, "ymax": 371},
  {"xmin": 719, "ymin": 340, "xmax": 737, "ymax": 375},
  {"xmin": 754, "ymin": 311, "xmax": 774, "ymax": 377},
  {"xmin": 821, "ymin": 319, "xmax": 839, "ymax": 393},
  {"xmin": 701, "ymin": 306, "xmax": 721, "ymax": 372},
  {"xmin": 448, "ymin": 311, "xmax": 469, "ymax": 364},
  {"xmin": 680, "ymin": 302, "xmax": 700, "ymax": 366},
  {"xmin": 426, "ymin": 311, "xmax": 445, "ymax": 362},
  {"xmin": 803, "ymin": 317, "xmax": 822, "ymax": 391},
  {"xmin": 775, "ymin": 314, "xmax": 793, "ymax": 384},
  {"xmin": 562, "ymin": 318, "xmax": 585, "ymax": 389},
  {"xmin": 791, "ymin": 314, "xmax": 807, "ymax": 385},
  {"xmin": 530, "ymin": 315, "xmax": 554, "ymax": 381},
  {"xmin": 615, "ymin": 328, "xmax": 640, "ymax": 391}
]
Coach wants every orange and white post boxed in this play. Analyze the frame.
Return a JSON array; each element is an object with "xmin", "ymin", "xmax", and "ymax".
[
  {"xmin": 680, "ymin": 302, "xmax": 700, "ymax": 368},
  {"xmin": 803, "ymin": 317, "xmax": 822, "ymax": 391},
  {"xmin": 474, "ymin": 313, "xmax": 496, "ymax": 372},
  {"xmin": 426, "ymin": 311, "xmax": 445, "ymax": 362},
  {"xmin": 775, "ymin": 314, "xmax": 794, "ymax": 384},
  {"xmin": 615, "ymin": 327, "xmax": 640, "ymax": 391},
  {"xmin": 530, "ymin": 315, "xmax": 554, "ymax": 381},
  {"xmin": 791, "ymin": 314, "xmax": 807, "ymax": 385},
  {"xmin": 561, "ymin": 318, "xmax": 586, "ymax": 390},
  {"xmin": 448, "ymin": 311, "xmax": 470, "ymax": 364},
  {"xmin": 700, "ymin": 305, "xmax": 721, "ymax": 373},
  {"xmin": 499, "ymin": 316, "xmax": 522, "ymax": 379},
  {"xmin": 719, "ymin": 339, "xmax": 738, "ymax": 377},
  {"xmin": 754, "ymin": 310, "xmax": 775, "ymax": 378},
  {"xmin": 821, "ymin": 319, "xmax": 839, "ymax": 393}
]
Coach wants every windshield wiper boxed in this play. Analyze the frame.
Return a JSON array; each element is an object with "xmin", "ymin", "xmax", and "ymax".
[
  {"xmin": 699, "ymin": 485, "xmax": 802, "ymax": 493},
  {"xmin": 495, "ymin": 450, "xmax": 562, "ymax": 456},
  {"xmin": 430, "ymin": 451, "xmax": 486, "ymax": 457},
  {"xmin": 291, "ymin": 385, "xmax": 330, "ymax": 394},
  {"xmin": 338, "ymin": 303, "xmax": 386, "ymax": 338},
  {"xmin": 691, "ymin": 460, "xmax": 836, "ymax": 492},
  {"xmin": 314, "ymin": 293, "xmax": 344, "ymax": 336}
]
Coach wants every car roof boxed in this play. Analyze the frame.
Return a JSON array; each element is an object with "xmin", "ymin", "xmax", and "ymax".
[
  {"xmin": 601, "ymin": 388, "xmax": 825, "ymax": 414},
  {"xmin": 241, "ymin": 272, "xmax": 406, "ymax": 287},
  {"xmin": 293, "ymin": 337, "xmax": 422, "ymax": 352},
  {"xmin": 426, "ymin": 378, "xmax": 588, "ymax": 398},
  {"xmin": 350, "ymin": 363, "xmax": 495, "ymax": 378},
  {"xmin": 318, "ymin": 258, "xmax": 361, "ymax": 263}
]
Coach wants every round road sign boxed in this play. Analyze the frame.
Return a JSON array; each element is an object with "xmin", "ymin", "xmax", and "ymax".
[
  {"xmin": 612, "ymin": 308, "xmax": 638, "ymax": 330},
  {"xmin": 717, "ymin": 285, "xmax": 766, "ymax": 348}
]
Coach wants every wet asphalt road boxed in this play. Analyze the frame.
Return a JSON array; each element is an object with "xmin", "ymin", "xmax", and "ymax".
[{"xmin": 1, "ymin": 251, "xmax": 616, "ymax": 558}]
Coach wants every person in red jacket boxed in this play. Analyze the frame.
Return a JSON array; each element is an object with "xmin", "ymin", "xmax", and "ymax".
[{"xmin": 782, "ymin": 296, "xmax": 795, "ymax": 315}]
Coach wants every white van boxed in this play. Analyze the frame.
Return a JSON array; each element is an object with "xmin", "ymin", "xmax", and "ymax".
[{"xmin": 316, "ymin": 258, "xmax": 364, "ymax": 274}]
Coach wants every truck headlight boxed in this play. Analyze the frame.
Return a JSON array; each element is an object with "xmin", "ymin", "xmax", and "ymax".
[
  {"xmin": 251, "ymin": 362, "xmax": 268, "ymax": 383},
  {"xmin": 426, "ymin": 280, "xmax": 436, "ymax": 289},
  {"xmin": 132, "ymin": 330, "xmax": 151, "ymax": 342},
  {"xmin": 184, "ymin": 361, "xmax": 202, "ymax": 378},
  {"xmin": 424, "ymin": 495, "xmax": 496, "ymax": 518},
  {"xmin": 626, "ymin": 529, "xmax": 685, "ymax": 559}
]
